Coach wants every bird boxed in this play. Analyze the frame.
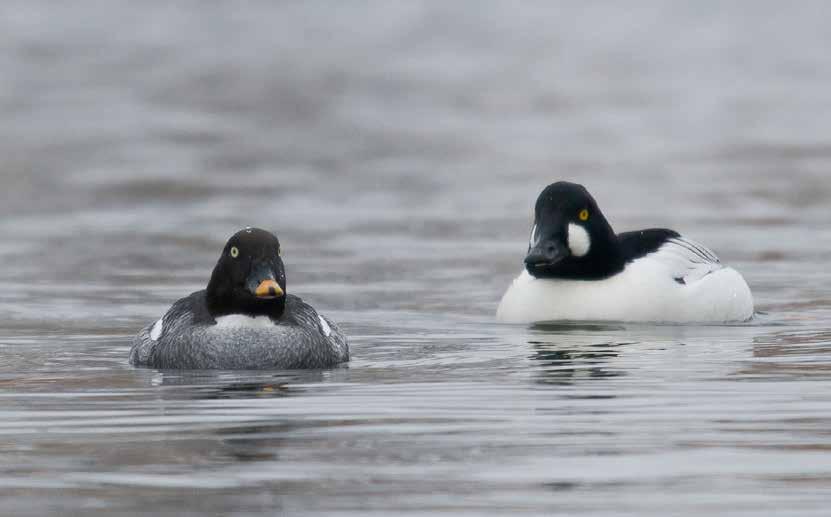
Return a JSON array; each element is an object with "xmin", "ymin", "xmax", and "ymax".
[
  {"xmin": 496, "ymin": 181, "xmax": 754, "ymax": 323},
  {"xmin": 130, "ymin": 227, "xmax": 348, "ymax": 369}
]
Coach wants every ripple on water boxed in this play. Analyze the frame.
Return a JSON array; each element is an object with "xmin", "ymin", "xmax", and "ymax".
[{"xmin": 2, "ymin": 1, "xmax": 831, "ymax": 515}]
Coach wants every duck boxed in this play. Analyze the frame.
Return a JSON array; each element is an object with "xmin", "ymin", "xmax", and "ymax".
[
  {"xmin": 129, "ymin": 227, "xmax": 349, "ymax": 369},
  {"xmin": 496, "ymin": 181, "xmax": 754, "ymax": 323}
]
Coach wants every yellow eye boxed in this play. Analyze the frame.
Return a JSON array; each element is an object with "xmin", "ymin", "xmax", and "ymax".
[
  {"xmin": 230, "ymin": 246, "xmax": 239, "ymax": 258},
  {"xmin": 277, "ymin": 248, "xmax": 281, "ymax": 256},
  {"xmin": 579, "ymin": 209, "xmax": 589, "ymax": 221}
]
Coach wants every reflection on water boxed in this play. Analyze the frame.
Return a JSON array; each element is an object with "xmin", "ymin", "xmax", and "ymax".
[
  {"xmin": 530, "ymin": 342, "xmax": 624, "ymax": 385},
  {"xmin": 2, "ymin": 1, "xmax": 831, "ymax": 515},
  {"xmin": 527, "ymin": 324, "xmax": 628, "ymax": 385}
]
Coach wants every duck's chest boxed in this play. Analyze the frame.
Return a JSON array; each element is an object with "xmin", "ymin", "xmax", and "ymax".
[
  {"xmin": 211, "ymin": 312, "xmax": 332, "ymax": 338},
  {"xmin": 213, "ymin": 314, "xmax": 280, "ymax": 329},
  {"xmin": 496, "ymin": 258, "xmax": 686, "ymax": 323}
]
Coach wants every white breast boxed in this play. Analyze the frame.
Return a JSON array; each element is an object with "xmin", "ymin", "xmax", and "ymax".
[
  {"xmin": 214, "ymin": 314, "xmax": 277, "ymax": 328},
  {"xmin": 496, "ymin": 237, "xmax": 754, "ymax": 324}
]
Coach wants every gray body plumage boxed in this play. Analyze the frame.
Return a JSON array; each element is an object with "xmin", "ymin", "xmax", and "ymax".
[{"xmin": 130, "ymin": 291, "xmax": 349, "ymax": 369}]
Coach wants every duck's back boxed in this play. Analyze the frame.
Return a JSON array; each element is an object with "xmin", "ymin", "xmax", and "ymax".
[{"xmin": 130, "ymin": 292, "xmax": 348, "ymax": 369}]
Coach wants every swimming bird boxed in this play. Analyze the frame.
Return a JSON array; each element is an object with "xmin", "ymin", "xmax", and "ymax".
[
  {"xmin": 130, "ymin": 228, "xmax": 349, "ymax": 369},
  {"xmin": 496, "ymin": 182, "xmax": 754, "ymax": 323}
]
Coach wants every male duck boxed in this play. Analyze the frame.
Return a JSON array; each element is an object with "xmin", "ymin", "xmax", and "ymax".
[{"xmin": 497, "ymin": 182, "xmax": 754, "ymax": 323}]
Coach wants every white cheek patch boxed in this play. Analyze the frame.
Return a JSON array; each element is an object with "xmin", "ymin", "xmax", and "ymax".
[
  {"xmin": 150, "ymin": 318, "xmax": 164, "ymax": 341},
  {"xmin": 567, "ymin": 223, "xmax": 591, "ymax": 257},
  {"xmin": 214, "ymin": 314, "xmax": 276, "ymax": 328},
  {"xmin": 318, "ymin": 315, "xmax": 332, "ymax": 337}
]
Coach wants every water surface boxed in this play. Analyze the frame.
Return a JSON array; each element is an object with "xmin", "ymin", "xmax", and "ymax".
[{"xmin": 1, "ymin": 2, "xmax": 831, "ymax": 515}]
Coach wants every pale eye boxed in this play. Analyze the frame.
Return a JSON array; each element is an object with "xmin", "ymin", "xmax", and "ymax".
[{"xmin": 230, "ymin": 246, "xmax": 239, "ymax": 258}]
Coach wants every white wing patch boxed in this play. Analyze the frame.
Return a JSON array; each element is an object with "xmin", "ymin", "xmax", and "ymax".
[
  {"xmin": 214, "ymin": 314, "xmax": 276, "ymax": 328},
  {"xmin": 318, "ymin": 315, "xmax": 332, "ymax": 337},
  {"xmin": 651, "ymin": 236, "xmax": 723, "ymax": 285},
  {"xmin": 150, "ymin": 318, "xmax": 164, "ymax": 341}
]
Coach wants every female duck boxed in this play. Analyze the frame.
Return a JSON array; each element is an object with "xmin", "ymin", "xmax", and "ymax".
[
  {"xmin": 130, "ymin": 228, "xmax": 348, "ymax": 369},
  {"xmin": 497, "ymin": 182, "xmax": 754, "ymax": 324}
]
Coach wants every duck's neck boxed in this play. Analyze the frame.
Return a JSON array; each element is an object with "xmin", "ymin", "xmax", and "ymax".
[
  {"xmin": 555, "ymin": 235, "xmax": 625, "ymax": 280},
  {"xmin": 206, "ymin": 287, "xmax": 286, "ymax": 322}
]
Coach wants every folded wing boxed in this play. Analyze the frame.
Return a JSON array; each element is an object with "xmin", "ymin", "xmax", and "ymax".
[{"xmin": 651, "ymin": 236, "xmax": 724, "ymax": 285}]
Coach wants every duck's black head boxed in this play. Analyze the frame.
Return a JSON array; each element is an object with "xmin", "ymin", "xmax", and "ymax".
[
  {"xmin": 525, "ymin": 181, "xmax": 623, "ymax": 280},
  {"xmin": 206, "ymin": 228, "xmax": 287, "ymax": 320}
]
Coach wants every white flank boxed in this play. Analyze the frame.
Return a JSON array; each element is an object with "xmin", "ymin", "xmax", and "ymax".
[
  {"xmin": 214, "ymin": 314, "xmax": 276, "ymax": 328},
  {"xmin": 496, "ymin": 235, "xmax": 754, "ymax": 324},
  {"xmin": 150, "ymin": 318, "xmax": 164, "ymax": 341},
  {"xmin": 567, "ymin": 223, "xmax": 591, "ymax": 257},
  {"xmin": 318, "ymin": 315, "xmax": 332, "ymax": 337}
]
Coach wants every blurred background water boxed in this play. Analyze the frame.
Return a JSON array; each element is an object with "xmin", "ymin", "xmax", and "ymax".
[{"xmin": 1, "ymin": 1, "xmax": 831, "ymax": 515}]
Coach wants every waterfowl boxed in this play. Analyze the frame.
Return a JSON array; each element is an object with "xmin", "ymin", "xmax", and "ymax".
[
  {"xmin": 497, "ymin": 182, "xmax": 754, "ymax": 323},
  {"xmin": 130, "ymin": 228, "xmax": 348, "ymax": 369}
]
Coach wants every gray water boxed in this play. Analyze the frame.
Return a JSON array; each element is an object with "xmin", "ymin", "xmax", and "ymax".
[{"xmin": 2, "ymin": 2, "xmax": 831, "ymax": 515}]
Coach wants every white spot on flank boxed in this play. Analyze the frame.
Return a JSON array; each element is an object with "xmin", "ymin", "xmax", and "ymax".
[
  {"xmin": 568, "ymin": 223, "xmax": 591, "ymax": 257},
  {"xmin": 150, "ymin": 318, "xmax": 163, "ymax": 341},
  {"xmin": 529, "ymin": 224, "xmax": 538, "ymax": 247},
  {"xmin": 214, "ymin": 314, "xmax": 276, "ymax": 328},
  {"xmin": 318, "ymin": 315, "xmax": 331, "ymax": 337}
]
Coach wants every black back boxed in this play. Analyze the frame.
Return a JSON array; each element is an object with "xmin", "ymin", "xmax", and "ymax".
[{"xmin": 617, "ymin": 228, "xmax": 680, "ymax": 262}]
